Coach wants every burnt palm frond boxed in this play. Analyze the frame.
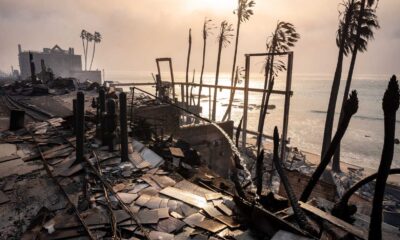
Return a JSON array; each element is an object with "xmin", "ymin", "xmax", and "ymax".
[
  {"xmin": 217, "ymin": 21, "xmax": 234, "ymax": 48},
  {"xmin": 234, "ymin": 0, "xmax": 256, "ymax": 22}
]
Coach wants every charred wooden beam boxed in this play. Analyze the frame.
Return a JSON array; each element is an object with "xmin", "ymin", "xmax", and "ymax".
[
  {"xmin": 76, "ymin": 91, "xmax": 85, "ymax": 162},
  {"xmin": 332, "ymin": 168, "xmax": 400, "ymax": 222},
  {"xmin": 273, "ymin": 127, "xmax": 315, "ymax": 234},
  {"xmin": 119, "ymin": 92, "xmax": 129, "ymax": 161}
]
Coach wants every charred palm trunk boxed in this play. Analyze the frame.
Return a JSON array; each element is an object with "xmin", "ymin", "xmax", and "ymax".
[
  {"xmin": 300, "ymin": 91, "xmax": 358, "ymax": 202},
  {"xmin": 197, "ymin": 28, "xmax": 207, "ymax": 107},
  {"xmin": 369, "ymin": 76, "xmax": 399, "ymax": 240},
  {"xmin": 273, "ymin": 127, "xmax": 315, "ymax": 233},
  {"xmin": 223, "ymin": 67, "xmax": 240, "ymax": 121},
  {"xmin": 320, "ymin": 6, "xmax": 353, "ymax": 159},
  {"xmin": 185, "ymin": 29, "xmax": 192, "ymax": 108},
  {"xmin": 256, "ymin": 150, "xmax": 264, "ymax": 196},
  {"xmin": 333, "ymin": 0, "xmax": 364, "ymax": 172},
  {"xmin": 212, "ymin": 33, "xmax": 224, "ymax": 121},
  {"xmin": 256, "ymin": 76, "xmax": 274, "ymax": 155},
  {"xmin": 332, "ymin": 168, "xmax": 400, "ymax": 222}
]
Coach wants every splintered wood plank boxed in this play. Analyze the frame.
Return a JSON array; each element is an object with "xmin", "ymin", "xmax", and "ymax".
[{"xmin": 299, "ymin": 201, "xmax": 367, "ymax": 240}]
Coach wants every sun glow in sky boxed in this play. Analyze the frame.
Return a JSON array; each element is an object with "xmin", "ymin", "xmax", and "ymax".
[{"xmin": 184, "ymin": 0, "xmax": 236, "ymax": 12}]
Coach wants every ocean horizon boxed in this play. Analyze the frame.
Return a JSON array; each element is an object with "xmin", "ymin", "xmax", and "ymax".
[{"xmin": 107, "ymin": 70, "xmax": 400, "ymax": 170}]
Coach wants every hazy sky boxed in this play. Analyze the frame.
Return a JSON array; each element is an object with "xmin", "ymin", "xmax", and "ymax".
[{"xmin": 0, "ymin": 0, "xmax": 399, "ymax": 76}]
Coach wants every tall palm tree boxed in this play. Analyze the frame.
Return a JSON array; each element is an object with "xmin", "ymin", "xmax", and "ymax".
[
  {"xmin": 85, "ymin": 32, "xmax": 94, "ymax": 71},
  {"xmin": 197, "ymin": 18, "xmax": 213, "ymax": 107},
  {"xmin": 211, "ymin": 21, "xmax": 234, "ymax": 121},
  {"xmin": 332, "ymin": 0, "xmax": 379, "ymax": 172},
  {"xmin": 185, "ymin": 29, "xmax": 192, "ymax": 107},
  {"xmin": 89, "ymin": 32, "xmax": 102, "ymax": 71},
  {"xmin": 320, "ymin": 0, "xmax": 356, "ymax": 160},
  {"xmin": 223, "ymin": 0, "xmax": 255, "ymax": 121},
  {"xmin": 80, "ymin": 30, "xmax": 87, "ymax": 70},
  {"xmin": 256, "ymin": 21, "xmax": 300, "ymax": 155}
]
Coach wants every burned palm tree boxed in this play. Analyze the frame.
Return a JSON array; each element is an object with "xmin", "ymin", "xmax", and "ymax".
[
  {"xmin": 211, "ymin": 21, "xmax": 234, "ymax": 121},
  {"xmin": 185, "ymin": 29, "xmax": 192, "ymax": 107},
  {"xmin": 332, "ymin": 168, "xmax": 400, "ymax": 222},
  {"xmin": 256, "ymin": 21, "xmax": 300, "ymax": 155},
  {"xmin": 84, "ymin": 32, "xmax": 94, "ymax": 71},
  {"xmin": 300, "ymin": 91, "xmax": 358, "ymax": 202},
  {"xmin": 80, "ymin": 30, "xmax": 87, "ymax": 70},
  {"xmin": 369, "ymin": 75, "xmax": 399, "ymax": 240},
  {"xmin": 223, "ymin": 0, "xmax": 255, "ymax": 121},
  {"xmin": 197, "ymin": 18, "xmax": 214, "ymax": 107},
  {"xmin": 273, "ymin": 127, "xmax": 316, "ymax": 234},
  {"xmin": 320, "ymin": 0, "xmax": 357, "ymax": 160},
  {"xmin": 333, "ymin": 0, "xmax": 380, "ymax": 171},
  {"xmin": 89, "ymin": 31, "xmax": 102, "ymax": 71}
]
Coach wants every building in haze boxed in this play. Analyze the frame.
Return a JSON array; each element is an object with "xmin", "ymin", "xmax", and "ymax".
[{"xmin": 18, "ymin": 44, "xmax": 101, "ymax": 83}]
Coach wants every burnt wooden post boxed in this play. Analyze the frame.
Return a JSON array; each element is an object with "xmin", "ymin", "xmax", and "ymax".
[
  {"xmin": 119, "ymin": 92, "xmax": 129, "ymax": 162},
  {"xmin": 29, "ymin": 52, "xmax": 36, "ymax": 83},
  {"xmin": 105, "ymin": 99, "xmax": 117, "ymax": 152},
  {"xmin": 98, "ymin": 88, "xmax": 106, "ymax": 140},
  {"xmin": 76, "ymin": 91, "xmax": 85, "ymax": 162},
  {"xmin": 72, "ymin": 99, "xmax": 77, "ymax": 134},
  {"xmin": 99, "ymin": 88, "xmax": 106, "ymax": 115},
  {"xmin": 280, "ymin": 52, "xmax": 294, "ymax": 161},
  {"xmin": 242, "ymin": 54, "xmax": 250, "ymax": 149},
  {"xmin": 9, "ymin": 109, "xmax": 25, "ymax": 130},
  {"xmin": 130, "ymin": 87, "xmax": 135, "ymax": 127}
]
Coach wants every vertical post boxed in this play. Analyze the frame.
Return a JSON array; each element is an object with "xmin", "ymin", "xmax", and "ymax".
[
  {"xmin": 208, "ymin": 87, "xmax": 212, "ymax": 120},
  {"xmin": 76, "ymin": 91, "xmax": 85, "ymax": 162},
  {"xmin": 242, "ymin": 55, "xmax": 250, "ymax": 149},
  {"xmin": 281, "ymin": 52, "xmax": 293, "ymax": 161},
  {"xmin": 99, "ymin": 88, "xmax": 106, "ymax": 115},
  {"xmin": 130, "ymin": 87, "xmax": 135, "ymax": 127},
  {"xmin": 180, "ymin": 83, "xmax": 185, "ymax": 105},
  {"xmin": 72, "ymin": 99, "xmax": 77, "ymax": 134},
  {"xmin": 119, "ymin": 92, "xmax": 129, "ymax": 162},
  {"xmin": 169, "ymin": 59, "xmax": 176, "ymax": 102},
  {"xmin": 106, "ymin": 99, "xmax": 117, "ymax": 151}
]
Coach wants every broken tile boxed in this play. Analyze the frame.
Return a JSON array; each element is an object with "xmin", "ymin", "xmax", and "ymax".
[
  {"xmin": 216, "ymin": 203, "xmax": 233, "ymax": 216},
  {"xmin": 150, "ymin": 175, "xmax": 176, "ymax": 188},
  {"xmin": 128, "ymin": 183, "xmax": 149, "ymax": 194},
  {"xmin": 183, "ymin": 213, "xmax": 205, "ymax": 227},
  {"xmin": 196, "ymin": 219, "xmax": 226, "ymax": 233},
  {"xmin": 160, "ymin": 187, "xmax": 207, "ymax": 209},
  {"xmin": 203, "ymin": 205, "xmax": 223, "ymax": 218},
  {"xmin": 112, "ymin": 183, "xmax": 127, "ymax": 192},
  {"xmin": 169, "ymin": 147, "xmax": 185, "ymax": 158},
  {"xmin": 205, "ymin": 192, "xmax": 223, "ymax": 201},
  {"xmin": 157, "ymin": 217, "xmax": 186, "ymax": 233},
  {"xmin": 170, "ymin": 211, "xmax": 184, "ymax": 219},
  {"xmin": 156, "ymin": 208, "xmax": 170, "ymax": 219},
  {"xmin": 135, "ymin": 194, "xmax": 151, "ymax": 206},
  {"xmin": 137, "ymin": 209, "xmax": 159, "ymax": 224},
  {"xmin": 215, "ymin": 215, "xmax": 240, "ymax": 228},
  {"xmin": 117, "ymin": 192, "xmax": 138, "ymax": 204},
  {"xmin": 149, "ymin": 231, "xmax": 174, "ymax": 240},
  {"xmin": 145, "ymin": 196, "xmax": 162, "ymax": 209}
]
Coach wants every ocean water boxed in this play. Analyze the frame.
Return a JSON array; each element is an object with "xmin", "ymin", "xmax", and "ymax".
[{"xmin": 107, "ymin": 70, "xmax": 400, "ymax": 170}]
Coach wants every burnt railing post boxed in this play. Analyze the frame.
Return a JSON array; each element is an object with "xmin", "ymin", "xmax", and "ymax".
[
  {"xmin": 72, "ymin": 99, "xmax": 77, "ymax": 134},
  {"xmin": 105, "ymin": 99, "xmax": 117, "ymax": 152},
  {"xmin": 119, "ymin": 92, "xmax": 129, "ymax": 162},
  {"xmin": 130, "ymin": 87, "xmax": 135, "ymax": 127},
  {"xmin": 76, "ymin": 91, "xmax": 85, "ymax": 162}
]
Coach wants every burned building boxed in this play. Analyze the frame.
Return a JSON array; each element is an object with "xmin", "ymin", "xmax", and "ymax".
[{"xmin": 18, "ymin": 44, "xmax": 101, "ymax": 83}]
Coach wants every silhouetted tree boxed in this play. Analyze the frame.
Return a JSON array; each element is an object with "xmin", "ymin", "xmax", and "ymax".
[
  {"xmin": 185, "ymin": 29, "xmax": 192, "ymax": 107},
  {"xmin": 89, "ymin": 32, "xmax": 102, "ymax": 71},
  {"xmin": 256, "ymin": 21, "xmax": 300, "ymax": 155},
  {"xmin": 333, "ymin": 0, "xmax": 379, "ymax": 172},
  {"xmin": 85, "ymin": 32, "xmax": 94, "ymax": 71},
  {"xmin": 80, "ymin": 30, "xmax": 88, "ymax": 70},
  {"xmin": 369, "ymin": 76, "xmax": 399, "ymax": 240},
  {"xmin": 320, "ymin": 0, "xmax": 356, "ymax": 160},
  {"xmin": 223, "ymin": 0, "xmax": 255, "ymax": 121},
  {"xmin": 300, "ymin": 91, "xmax": 358, "ymax": 202},
  {"xmin": 212, "ymin": 21, "xmax": 234, "ymax": 121},
  {"xmin": 197, "ymin": 18, "xmax": 213, "ymax": 107}
]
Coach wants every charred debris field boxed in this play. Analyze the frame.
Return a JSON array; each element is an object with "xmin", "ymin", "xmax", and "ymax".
[{"xmin": 0, "ymin": 74, "xmax": 399, "ymax": 239}]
